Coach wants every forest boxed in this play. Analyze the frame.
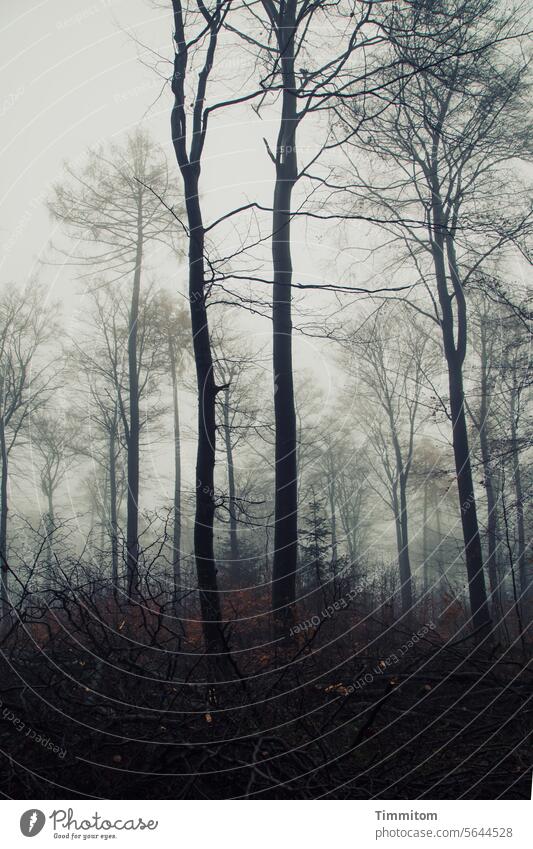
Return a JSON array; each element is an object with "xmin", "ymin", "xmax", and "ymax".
[{"xmin": 0, "ymin": 0, "xmax": 531, "ymax": 800}]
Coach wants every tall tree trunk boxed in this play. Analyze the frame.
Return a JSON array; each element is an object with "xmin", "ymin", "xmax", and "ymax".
[
  {"xmin": 109, "ymin": 425, "xmax": 119, "ymax": 587},
  {"xmin": 126, "ymin": 200, "xmax": 143, "ymax": 597},
  {"xmin": 270, "ymin": 0, "xmax": 299, "ymax": 630},
  {"xmin": 399, "ymin": 475, "xmax": 413, "ymax": 614},
  {"xmin": 510, "ymin": 384, "xmax": 528, "ymax": 604},
  {"xmin": 389, "ymin": 419, "xmax": 413, "ymax": 615},
  {"xmin": 168, "ymin": 339, "xmax": 182, "ymax": 612},
  {"xmin": 328, "ymin": 467, "xmax": 338, "ymax": 570},
  {"xmin": 222, "ymin": 386, "xmax": 239, "ymax": 581},
  {"xmin": 423, "ymin": 478, "xmax": 430, "ymax": 595},
  {"xmin": 0, "ymin": 422, "xmax": 8, "ymax": 619},
  {"xmin": 393, "ymin": 479, "xmax": 413, "ymax": 616},
  {"xmin": 478, "ymin": 332, "xmax": 502, "ymax": 622},
  {"xmin": 171, "ymin": 5, "xmax": 225, "ymax": 656},
  {"xmin": 428, "ymin": 191, "xmax": 490, "ymax": 632},
  {"xmin": 46, "ymin": 490, "xmax": 55, "ymax": 577},
  {"xmin": 179, "ymin": 173, "xmax": 224, "ymax": 653}
]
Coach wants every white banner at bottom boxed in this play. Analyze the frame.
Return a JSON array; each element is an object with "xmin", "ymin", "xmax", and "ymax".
[{"xmin": 1, "ymin": 799, "xmax": 531, "ymax": 848}]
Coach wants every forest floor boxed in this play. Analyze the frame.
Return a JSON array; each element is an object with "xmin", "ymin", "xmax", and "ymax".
[{"xmin": 0, "ymin": 597, "xmax": 531, "ymax": 799}]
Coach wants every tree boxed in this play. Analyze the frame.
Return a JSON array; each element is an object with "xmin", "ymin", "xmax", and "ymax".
[
  {"xmin": 467, "ymin": 288, "xmax": 506, "ymax": 622},
  {"xmin": 48, "ymin": 129, "xmax": 178, "ymax": 596},
  {"xmin": 30, "ymin": 411, "xmax": 78, "ymax": 574},
  {"xmin": 337, "ymin": 0, "xmax": 532, "ymax": 631},
  {"xmin": 500, "ymin": 310, "xmax": 532, "ymax": 608},
  {"xmin": 170, "ymin": 0, "xmax": 232, "ymax": 654},
  {"xmin": 0, "ymin": 284, "xmax": 57, "ymax": 617},
  {"xmin": 248, "ymin": 0, "xmax": 378, "ymax": 631},
  {"xmin": 151, "ymin": 290, "xmax": 190, "ymax": 612},
  {"xmin": 344, "ymin": 306, "xmax": 433, "ymax": 616},
  {"xmin": 211, "ymin": 320, "xmax": 263, "ymax": 585},
  {"xmin": 73, "ymin": 284, "xmax": 167, "ymax": 588}
]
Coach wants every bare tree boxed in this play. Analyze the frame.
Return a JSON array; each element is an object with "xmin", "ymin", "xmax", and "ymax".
[
  {"xmin": 337, "ymin": 0, "xmax": 532, "ymax": 631},
  {"xmin": 30, "ymin": 411, "xmax": 78, "ymax": 573},
  {"xmin": 49, "ymin": 129, "xmax": 178, "ymax": 596},
  {"xmin": 169, "ymin": 0, "xmax": 233, "ymax": 653},
  {"xmin": 151, "ymin": 290, "xmax": 190, "ymax": 612},
  {"xmin": 73, "ymin": 284, "xmax": 167, "ymax": 588},
  {"xmin": 0, "ymin": 284, "xmax": 57, "ymax": 617},
  {"xmin": 211, "ymin": 321, "xmax": 263, "ymax": 584},
  {"xmin": 344, "ymin": 306, "xmax": 433, "ymax": 616}
]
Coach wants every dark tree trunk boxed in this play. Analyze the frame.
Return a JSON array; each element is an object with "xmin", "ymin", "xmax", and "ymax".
[
  {"xmin": 448, "ymin": 338, "xmax": 491, "ymax": 631},
  {"xmin": 126, "ymin": 201, "xmax": 143, "ymax": 597},
  {"xmin": 168, "ymin": 340, "xmax": 182, "ymax": 613},
  {"xmin": 222, "ymin": 387, "xmax": 239, "ymax": 581},
  {"xmin": 478, "ymin": 334, "xmax": 502, "ymax": 622},
  {"xmin": 328, "ymin": 468, "xmax": 338, "ymax": 570},
  {"xmin": 0, "ymin": 422, "xmax": 8, "ymax": 619},
  {"xmin": 185, "ymin": 180, "xmax": 225, "ymax": 653},
  {"xmin": 46, "ymin": 490, "xmax": 55, "ymax": 576},
  {"xmin": 171, "ymin": 2, "xmax": 225, "ymax": 657},
  {"xmin": 428, "ymin": 205, "xmax": 490, "ymax": 631},
  {"xmin": 393, "ymin": 480, "xmax": 413, "ymax": 616},
  {"xmin": 423, "ymin": 479, "xmax": 430, "ymax": 595},
  {"xmin": 510, "ymin": 385, "xmax": 528, "ymax": 604},
  {"xmin": 398, "ymin": 475, "xmax": 413, "ymax": 615},
  {"xmin": 270, "ymin": 0, "xmax": 299, "ymax": 630},
  {"xmin": 108, "ymin": 425, "xmax": 119, "ymax": 587}
]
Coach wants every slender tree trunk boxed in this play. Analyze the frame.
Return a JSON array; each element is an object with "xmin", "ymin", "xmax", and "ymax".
[
  {"xmin": 423, "ymin": 479, "xmax": 429, "ymax": 595},
  {"xmin": 510, "ymin": 385, "xmax": 529, "ymax": 604},
  {"xmin": 168, "ymin": 340, "xmax": 182, "ymax": 612},
  {"xmin": 478, "ymin": 337, "xmax": 502, "ymax": 622},
  {"xmin": 170, "ymin": 9, "xmax": 225, "ymax": 657},
  {"xmin": 126, "ymin": 200, "xmax": 143, "ymax": 597},
  {"xmin": 271, "ymin": 0, "xmax": 299, "ymax": 630},
  {"xmin": 328, "ymin": 468, "xmax": 338, "ymax": 570},
  {"xmin": 222, "ymin": 386, "xmax": 239, "ymax": 581},
  {"xmin": 0, "ymin": 423, "xmax": 8, "ymax": 619},
  {"xmin": 180, "ymin": 173, "xmax": 224, "ymax": 653},
  {"xmin": 46, "ymin": 490, "xmax": 54, "ymax": 577},
  {"xmin": 109, "ymin": 426, "xmax": 119, "ymax": 587},
  {"xmin": 448, "ymin": 349, "xmax": 491, "ymax": 630},
  {"xmin": 393, "ymin": 479, "xmax": 413, "ymax": 616},
  {"xmin": 428, "ymin": 193, "xmax": 490, "ymax": 632}
]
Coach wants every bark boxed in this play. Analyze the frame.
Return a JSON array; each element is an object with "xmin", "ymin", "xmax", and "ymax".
[
  {"xmin": 126, "ymin": 197, "xmax": 143, "ymax": 597},
  {"xmin": 46, "ymin": 490, "xmax": 54, "ymax": 576},
  {"xmin": 510, "ymin": 385, "xmax": 528, "ymax": 604},
  {"xmin": 388, "ymin": 409, "xmax": 413, "ymax": 615},
  {"xmin": 168, "ymin": 339, "xmax": 182, "ymax": 612},
  {"xmin": 185, "ymin": 179, "xmax": 224, "ymax": 653},
  {"xmin": 423, "ymin": 479, "xmax": 429, "ymax": 595},
  {"xmin": 222, "ymin": 387, "xmax": 239, "ymax": 580},
  {"xmin": 478, "ymin": 328, "xmax": 502, "ymax": 622},
  {"xmin": 108, "ymin": 425, "xmax": 119, "ymax": 587},
  {"xmin": 270, "ymin": 0, "xmax": 299, "ymax": 630},
  {"xmin": 171, "ymin": 0, "xmax": 226, "ymax": 656},
  {"xmin": 428, "ymin": 190, "xmax": 490, "ymax": 631},
  {"xmin": 328, "ymin": 465, "xmax": 338, "ymax": 570},
  {"xmin": 393, "ymin": 478, "xmax": 413, "ymax": 616},
  {"xmin": 0, "ymin": 421, "xmax": 8, "ymax": 619}
]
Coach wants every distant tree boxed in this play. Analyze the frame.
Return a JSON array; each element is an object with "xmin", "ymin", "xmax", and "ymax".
[
  {"xmin": 49, "ymin": 129, "xmax": 179, "ymax": 596},
  {"xmin": 344, "ymin": 307, "xmax": 434, "ymax": 616},
  {"xmin": 30, "ymin": 411, "xmax": 79, "ymax": 573},
  {"xmin": 0, "ymin": 284, "xmax": 57, "ymax": 617},
  {"xmin": 151, "ymin": 290, "xmax": 191, "ymax": 612},
  {"xmin": 73, "ymin": 284, "xmax": 167, "ymax": 587}
]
